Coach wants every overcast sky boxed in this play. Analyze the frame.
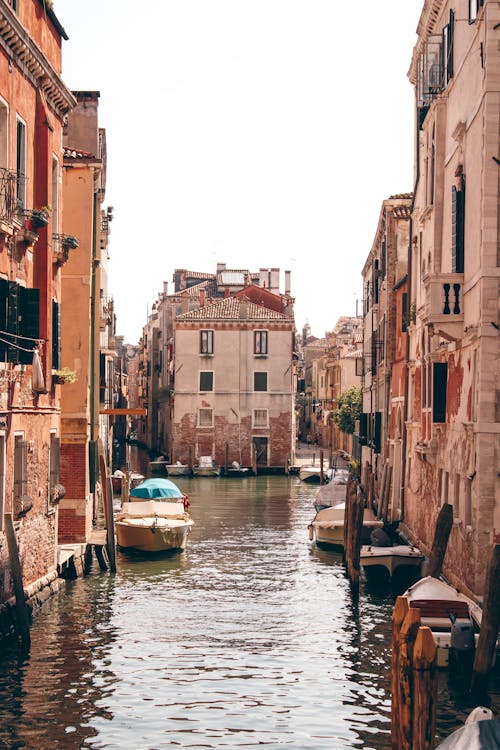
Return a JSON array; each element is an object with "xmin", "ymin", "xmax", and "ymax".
[{"xmin": 59, "ymin": 1, "xmax": 422, "ymax": 343}]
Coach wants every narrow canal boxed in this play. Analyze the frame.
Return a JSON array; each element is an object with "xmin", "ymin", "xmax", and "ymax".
[{"xmin": 0, "ymin": 468, "xmax": 498, "ymax": 749}]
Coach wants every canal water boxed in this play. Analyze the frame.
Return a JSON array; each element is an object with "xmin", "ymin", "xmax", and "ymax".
[{"xmin": 0, "ymin": 465, "xmax": 498, "ymax": 749}]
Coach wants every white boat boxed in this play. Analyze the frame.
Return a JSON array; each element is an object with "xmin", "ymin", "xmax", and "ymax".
[
  {"xmin": 165, "ymin": 461, "xmax": 192, "ymax": 477},
  {"xmin": 149, "ymin": 456, "xmax": 169, "ymax": 473},
  {"xmin": 115, "ymin": 499, "xmax": 194, "ymax": 553},
  {"xmin": 308, "ymin": 501, "xmax": 383, "ymax": 548},
  {"xmin": 193, "ymin": 456, "xmax": 221, "ymax": 477},
  {"xmin": 360, "ymin": 543, "xmax": 425, "ymax": 577},
  {"xmin": 111, "ymin": 470, "xmax": 144, "ymax": 494},
  {"xmin": 224, "ymin": 461, "xmax": 251, "ymax": 478},
  {"xmin": 403, "ymin": 575, "xmax": 484, "ymax": 668},
  {"xmin": 299, "ymin": 465, "xmax": 332, "ymax": 484},
  {"xmin": 435, "ymin": 707, "xmax": 500, "ymax": 748}
]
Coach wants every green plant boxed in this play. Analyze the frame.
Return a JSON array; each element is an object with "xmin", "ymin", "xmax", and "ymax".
[
  {"xmin": 52, "ymin": 367, "xmax": 77, "ymax": 384},
  {"xmin": 348, "ymin": 457, "xmax": 360, "ymax": 480},
  {"xmin": 332, "ymin": 386, "xmax": 362, "ymax": 434}
]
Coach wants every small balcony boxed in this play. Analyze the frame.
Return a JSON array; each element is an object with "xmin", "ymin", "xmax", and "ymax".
[
  {"xmin": 422, "ymin": 273, "xmax": 464, "ymax": 340},
  {"xmin": 52, "ymin": 233, "xmax": 79, "ymax": 265},
  {"xmin": 0, "ymin": 168, "xmax": 24, "ymax": 233}
]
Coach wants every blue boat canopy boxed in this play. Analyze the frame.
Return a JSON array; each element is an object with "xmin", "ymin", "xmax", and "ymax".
[{"xmin": 129, "ymin": 477, "xmax": 183, "ymax": 499}]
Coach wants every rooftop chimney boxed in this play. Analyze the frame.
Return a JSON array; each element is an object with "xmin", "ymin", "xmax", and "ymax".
[{"xmin": 285, "ymin": 270, "xmax": 291, "ymax": 295}]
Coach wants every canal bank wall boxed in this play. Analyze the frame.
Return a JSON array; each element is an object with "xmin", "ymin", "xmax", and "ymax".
[{"xmin": 0, "ymin": 542, "xmax": 88, "ymax": 640}]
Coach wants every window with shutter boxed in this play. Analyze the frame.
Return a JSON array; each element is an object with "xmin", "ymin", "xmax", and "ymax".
[
  {"xmin": 0, "ymin": 278, "xmax": 7, "ymax": 360},
  {"xmin": 199, "ymin": 371, "xmax": 214, "ymax": 392},
  {"xmin": 374, "ymin": 412, "xmax": 382, "ymax": 453},
  {"xmin": 433, "ymin": 362, "xmax": 448, "ymax": 423},
  {"xmin": 451, "ymin": 176, "xmax": 465, "ymax": 273},
  {"xmin": 13, "ymin": 435, "xmax": 27, "ymax": 502},
  {"xmin": 469, "ymin": 0, "xmax": 484, "ymax": 22},
  {"xmin": 52, "ymin": 300, "xmax": 61, "ymax": 370},
  {"xmin": 254, "ymin": 372, "xmax": 268, "ymax": 392},
  {"xmin": 18, "ymin": 286, "xmax": 39, "ymax": 365},
  {"xmin": 200, "ymin": 330, "xmax": 214, "ymax": 354},
  {"xmin": 402, "ymin": 293, "xmax": 409, "ymax": 332}
]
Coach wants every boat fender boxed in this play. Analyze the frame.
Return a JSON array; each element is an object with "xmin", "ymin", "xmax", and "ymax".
[
  {"xmin": 308, "ymin": 524, "xmax": 314, "ymax": 541},
  {"xmin": 182, "ymin": 494, "xmax": 190, "ymax": 511}
]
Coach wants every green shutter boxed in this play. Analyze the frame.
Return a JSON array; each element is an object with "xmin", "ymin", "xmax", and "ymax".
[
  {"xmin": 433, "ymin": 363, "xmax": 448, "ymax": 423},
  {"xmin": 52, "ymin": 300, "xmax": 61, "ymax": 370},
  {"xmin": 19, "ymin": 287, "xmax": 39, "ymax": 365}
]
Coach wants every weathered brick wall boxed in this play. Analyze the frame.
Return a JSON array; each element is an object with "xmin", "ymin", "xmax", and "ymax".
[
  {"xmin": 173, "ymin": 411, "xmax": 292, "ymax": 468},
  {"xmin": 59, "ymin": 442, "xmax": 89, "ymax": 543}
]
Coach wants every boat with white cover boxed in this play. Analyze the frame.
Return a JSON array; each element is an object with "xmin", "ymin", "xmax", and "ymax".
[
  {"xmin": 403, "ymin": 575, "xmax": 484, "ymax": 668},
  {"xmin": 360, "ymin": 543, "xmax": 425, "ymax": 577}
]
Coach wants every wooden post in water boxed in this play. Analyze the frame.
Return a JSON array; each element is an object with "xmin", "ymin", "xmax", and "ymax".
[
  {"xmin": 391, "ymin": 596, "xmax": 409, "ymax": 749},
  {"xmin": 397, "ymin": 606, "xmax": 422, "ymax": 750},
  {"xmin": 411, "ymin": 626, "xmax": 437, "ymax": 750},
  {"xmin": 99, "ymin": 453, "xmax": 117, "ymax": 573},
  {"xmin": 252, "ymin": 443, "xmax": 257, "ymax": 475},
  {"xmin": 320, "ymin": 450, "xmax": 324, "ymax": 485},
  {"xmin": 427, "ymin": 503, "xmax": 453, "ymax": 578},
  {"xmin": 344, "ymin": 480, "xmax": 364, "ymax": 588},
  {"xmin": 4, "ymin": 513, "xmax": 31, "ymax": 649},
  {"xmin": 471, "ymin": 544, "xmax": 500, "ymax": 696},
  {"xmin": 380, "ymin": 464, "xmax": 393, "ymax": 523},
  {"xmin": 189, "ymin": 446, "xmax": 193, "ymax": 473},
  {"xmin": 225, "ymin": 443, "xmax": 229, "ymax": 473},
  {"xmin": 378, "ymin": 461, "xmax": 388, "ymax": 519}
]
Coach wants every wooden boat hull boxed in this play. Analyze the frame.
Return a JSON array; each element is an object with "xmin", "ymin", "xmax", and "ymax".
[
  {"xmin": 360, "ymin": 544, "xmax": 425, "ymax": 577},
  {"xmin": 115, "ymin": 517, "xmax": 193, "ymax": 553},
  {"xmin": 165, "ymin": 465, "xmax": 191, "ymax": 476},
  {"xmin": 193, "ymin": 467, "xmax": 221, "ymax": 477},
  {"xmin": 309, "ymin": 503, "xmax": 384, "ymax": 549},
  {"xmin": 299, "ymin": 467, "xmax": 332, "ymax": 484}
]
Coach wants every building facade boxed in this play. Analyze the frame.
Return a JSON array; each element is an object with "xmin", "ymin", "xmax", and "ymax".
[
  {"xmin": 0, "ymin": 0, "xmax": 75, "ymax": 610},
  {"xmin": 405, "ymin": 0, "xmax": 499, "ymax": 595},
  {"xmin": 172, "ymin": 292, "xmax": 295, "ymax": 470}
]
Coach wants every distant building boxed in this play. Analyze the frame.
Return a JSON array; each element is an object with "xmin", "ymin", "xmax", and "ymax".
[{"xmin": 141, "ymin": 265, "xmax": 296, "ymax": 471}]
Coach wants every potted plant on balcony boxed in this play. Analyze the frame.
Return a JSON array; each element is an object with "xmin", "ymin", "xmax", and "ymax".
[
  {"xmin": 31, "ymin": 206, "xmax": 50, "ymax": 228},
  {"xmin": 62, "ymin": 235, "xmax": 79, "ymax": 250},
  {"xmin": 52, "ymin": 366, "xmax": 77, "ymax": 385}
]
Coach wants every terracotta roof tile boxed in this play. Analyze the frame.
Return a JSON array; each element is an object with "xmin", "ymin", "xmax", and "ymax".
[
  {"xmin": 63, "ymin": 147, "xmax": 96, "ymax": 159},
  {"xmin": 176, "ymin": 296, "xmax": 293, "ymax": 322}
]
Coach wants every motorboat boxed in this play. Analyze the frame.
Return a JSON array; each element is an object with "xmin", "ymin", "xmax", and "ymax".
[
  {"xmin": 308, "ymin": 500, "xmax": 383, "ymax": 548},
  {"xmin": 115, "ymin": 499, "xmax": 193, "ymax": 553},
  {"xmin": 360, "ymin": 542, "xmax": 425, "ymax": 578},
  {"xmin": 193, "ymin": 455, "xmax": 221, "ymax": 477},
  {"xmin": 165, "ymin": 461, "xmax": 192, "ymax": 477},
  {"xmin": 111, "ymin": 470, "xmax": 144, "ymax": 494},
  {"xmin": 435, "ymin": 706, "xmax": 500, "ymax": 748},
  {"xmin": 149, "ymin": 455, "xmax": 169, "ymax": 473},
  {"xmin": 403, "ymin": 575, "xmax": 484, "ymax": 668},
  {"xmin": 224, "ymin": 461, "xmax": 251, "ymax": 478},
  {"xmin": 115, "ymin": 477, "xmax": 194, "ymax": 553},
  {"xmin": 299, "ymin": 465, "xmax": 332, "ymax": 484}
]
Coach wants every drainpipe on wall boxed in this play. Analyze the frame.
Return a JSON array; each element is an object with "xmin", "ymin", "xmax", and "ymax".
[{"xmin": 89, "ymin": 189, "xmax": 99, "ymax": 493}]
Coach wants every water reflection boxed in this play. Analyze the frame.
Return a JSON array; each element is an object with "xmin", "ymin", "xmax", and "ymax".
[{"xmin": 0, "ymin": 468, "xmax": 498, "ymax": 749}]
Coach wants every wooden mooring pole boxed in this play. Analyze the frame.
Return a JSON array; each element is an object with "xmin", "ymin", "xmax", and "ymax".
[
  {"xmin": 320, "ymin": 450, "xmax": 324, "ymax": 485},
  {"xmin": 471, "ymin": 544, "xmax": 500, "ymax": 697},
  {"xmin": 99, "ymin": 453, "xmax": 117, "ymax": 573},
  {"xmin": 343, "ymin": 479, "xmax": 364, "ymax": 589},
  {"xmin": 4, "ymin": 513, "xmax": 31, "ymax": 649},
  {"xmin": 391, "ymin": 596, "xmax": 437, "ymax": 750},
  {"xmin": 427, "ymin": 503, "xmax": 453, "ymax": 578}
]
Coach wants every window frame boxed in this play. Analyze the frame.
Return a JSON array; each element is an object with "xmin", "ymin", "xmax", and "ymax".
[
  {"xmin": 198, "ymin": 407, "xmax": 213, "ymax": 428},
  {"xmin": 469, "ymin": 0, "xmax": 484, "ymax": 22},
  {"xmin": 15, "ymin": 116, "xmax": 26, "ymax": 209},
  {"xmin": 199, "ymin": 370, "xmax": 214, "ymax": 392},
  {"xmin": 252, "ymin": 408, "xmax": 269, "ymax": 428},
  {"xmin": 254, "ymin": 329, "xmax": 268, "ymax": 355},
  {"xmin": 253, "ymin": 371, "xmax": 268, "ymax": 392},
  {"xmin": 200, "ymin": 329, "xmax": 214, "ymax": 355}
]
